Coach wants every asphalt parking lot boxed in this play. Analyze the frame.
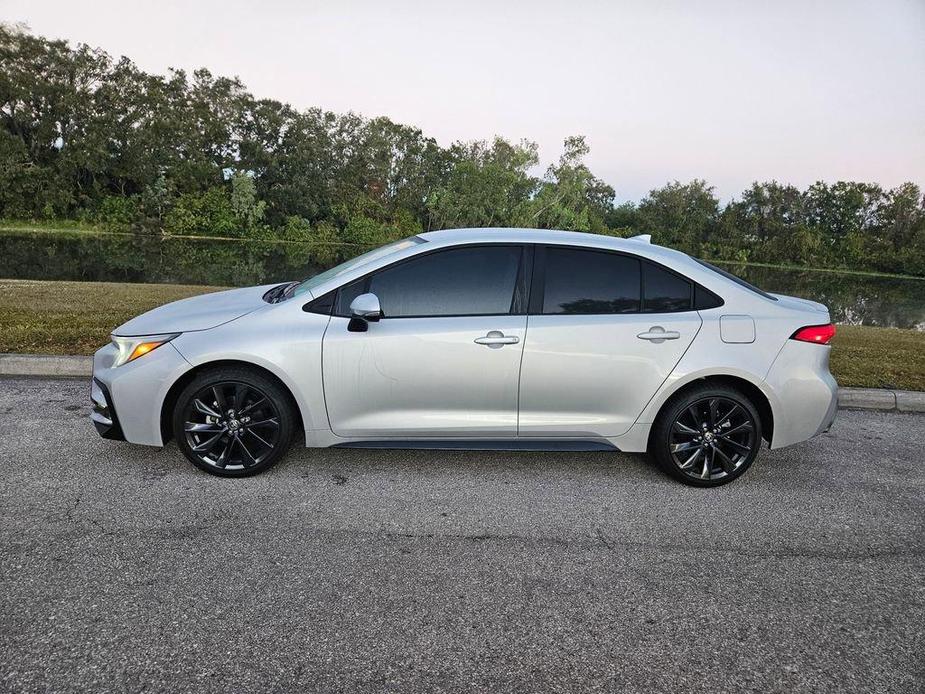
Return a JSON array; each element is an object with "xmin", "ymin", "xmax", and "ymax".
[{"xmin": 1, "ymin": 377, "xmax": 923, "ymax": 693}]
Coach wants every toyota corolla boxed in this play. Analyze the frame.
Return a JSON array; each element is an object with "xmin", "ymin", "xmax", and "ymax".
[{"xmin": 90, "ymin": 228, "xmax": 838, "ymax": 486}]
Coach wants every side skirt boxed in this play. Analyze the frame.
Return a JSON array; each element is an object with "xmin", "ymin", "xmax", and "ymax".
[{"xmin": 331, "ymin": 439, "xmax": 619, "ymax": 452}]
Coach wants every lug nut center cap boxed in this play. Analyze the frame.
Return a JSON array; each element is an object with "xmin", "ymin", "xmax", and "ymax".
[{"xmin": 704, "ymin": 431, "xmax": 715, "ymax": 441}]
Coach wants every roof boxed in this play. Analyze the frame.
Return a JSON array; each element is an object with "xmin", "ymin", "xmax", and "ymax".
[{"xmin": 417, "ymin": 227, "xmax": 686, "ymax": 263}]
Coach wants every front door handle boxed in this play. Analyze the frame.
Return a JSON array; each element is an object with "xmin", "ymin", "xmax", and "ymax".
[
  {"xmin": 637, "ymin": 326, "xmax": 681, "ymax": 343},
  {"xmin": 474, "ymin": 331, "xmax": 520, "ymax": 349}
]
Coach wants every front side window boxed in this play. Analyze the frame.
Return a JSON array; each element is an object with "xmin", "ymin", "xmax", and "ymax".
[
  {"xmin": 336, "ymin": 246, "xmax": 522, "ymax": 318},
  {"xmin": 542, "ymin": 248, "xmax": 641, "ymax": 314}
]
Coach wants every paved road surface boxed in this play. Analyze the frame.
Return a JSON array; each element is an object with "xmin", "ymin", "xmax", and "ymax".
[{"xmin": 1, "ymin": 378, "xmax": 923, "ymax": 693}]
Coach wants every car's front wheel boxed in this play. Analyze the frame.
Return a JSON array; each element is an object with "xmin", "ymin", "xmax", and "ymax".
[
  {"xmin": 173, "ymin": 366, "xmax": 296, "ymax": 477},
  {"xmin": 651, "ymin": 384, "xmax": 763, "ymax": 487}
]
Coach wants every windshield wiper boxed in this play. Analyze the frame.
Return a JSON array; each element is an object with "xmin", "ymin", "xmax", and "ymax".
[
  {"xmin": 262, "ymin": 282, "xmax": 298, "ymax": 304},
  {"xmin": 282, "ymin": 280, "xmax": 303, "ymax": 300}
]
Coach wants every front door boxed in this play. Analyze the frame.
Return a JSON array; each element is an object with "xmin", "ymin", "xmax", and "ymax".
[
  {"xmin": 322, "ymin": 245, "xmax": 528, "ymax": 438},
  {"xmin": 518, "ymin": 246, "xmax": 702, "ymax": 438}
]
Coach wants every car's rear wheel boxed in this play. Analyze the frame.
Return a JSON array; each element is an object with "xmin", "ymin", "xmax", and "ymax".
[
  {"xmin": 173, "ymin": 367, "xmax": 296, "ymax": 477},
  {"xmin": 651, "ymin": 384, "xmax": 762, "ymax": 487}
]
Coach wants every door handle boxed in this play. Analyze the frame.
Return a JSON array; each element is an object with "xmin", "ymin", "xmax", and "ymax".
[
  {"xmin": 474, "ymin": 331, "xmax": 520, "ymax": 348},
  {"xmin": 637, "ymin": 326, "xmax": 680, "ymax": 343}
]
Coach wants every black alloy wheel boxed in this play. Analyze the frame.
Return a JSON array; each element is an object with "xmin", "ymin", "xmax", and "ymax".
[
  {"xmin": 652, "ymin": 385, "xmax": 762, "ymax": 487},
  {"xmin": 173, "ymin": 367, "xmax": 295, "ymax": 477}
]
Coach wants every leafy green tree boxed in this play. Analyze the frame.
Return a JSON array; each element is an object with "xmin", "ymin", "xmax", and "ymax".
[
  {"xmin": 714, "ymin": 182, "xmax": 818, "ymax": 264},
  {"xmin": 0, "ymin": 24, "xmax": 922, "ymax": 277},
  {"xmin": 426, "ymin": 137, "xmax": 538, "ymax": 229},
  {"xmin": 859, "ymin": 183, "xmax": 924, "ymax": 275},
  {"xmin": 229, "ymin": 172, "xmax": 266, "ymax": 232},
  {"xmin": 604, "ymin": 202, "xmax": 638, "ymax": 235},
  {"xmin": 635, "ymin": 180, "xmax": 719, "ymax": 255},
  {"xmin": 336, "ymin": 192, "xmax": 421, "ymax": 251},
  {"xmin": 803, "ymin": 181, "xmax": 884, "ymax": 267},
  {"xmin": 350, "ymin": 116, "xmax": 450, "ymax": 224},
  {"xmin": 528, "ymin": 135, "xmax": 615, "ymax": 232},
  {"xmin": 0, "ymin": 24, "xmax": 110, "ymax": 216}
]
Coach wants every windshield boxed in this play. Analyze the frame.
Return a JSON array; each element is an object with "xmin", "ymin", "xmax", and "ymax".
[{"xmin": 291, "ymin": 236, "xmax": 426, "ymax": 297}]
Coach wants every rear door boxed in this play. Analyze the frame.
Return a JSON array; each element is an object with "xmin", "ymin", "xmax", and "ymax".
[
  {"xmin": 517, "ymin": 246, "xmax": 701, "ymax": 438},
  {"xmin": 322, "ymin": 244, "xmax": 529, "ymax": 438}
]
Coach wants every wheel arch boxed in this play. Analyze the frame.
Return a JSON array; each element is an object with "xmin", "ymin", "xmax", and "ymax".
[
  {"xmin": 649, "ymin": 373, "xmax": 775, "ymax": 446},
  {"xmin": 159, "ymin": 359, "xmax": 305, "ymax": 444}
]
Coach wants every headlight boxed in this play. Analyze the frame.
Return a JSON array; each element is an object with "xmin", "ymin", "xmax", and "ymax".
[{"xmin": 111, "ymin": 334, "xmax": 180, "ymax": 367}]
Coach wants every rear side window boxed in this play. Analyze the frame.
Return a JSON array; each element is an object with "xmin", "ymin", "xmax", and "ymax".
[
  {"xmin": 694, "ymin": 284, "xmax": 724, "ymax": 310},
  {"xmin": 542, "ymin": 248, "xmax": 640, "ymax": 314},
  {"xmin": 695, "ymin": 259, "xmax": 777, "ymax": 301},
  {"xmin": 336, "ymin": 246, "xmax": 522, "ymax": 318},
  {"xmin": 643, "ymin": 262, "xmax": 692, "ymax": 312}
]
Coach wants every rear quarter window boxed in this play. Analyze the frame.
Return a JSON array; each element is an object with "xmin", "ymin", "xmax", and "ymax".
[
  {"xmin": 642, "ymin": 262, "xmax": 692, "ymax": 312},
  {"xmin": 695, "ymin": 259, "xmax": 777, "ymax": 301}
]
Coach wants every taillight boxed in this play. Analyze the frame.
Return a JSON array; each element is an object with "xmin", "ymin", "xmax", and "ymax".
[{"xmin": 790, "ymin": 323, "xmax": 836, "ymax": 345}]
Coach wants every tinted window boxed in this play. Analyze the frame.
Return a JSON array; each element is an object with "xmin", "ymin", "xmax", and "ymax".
[
  {"xmin": 643, "ymin": 263, "xmax": 692, "ymax": 312},
  {"xmin": 695, "ymin": 259, "xmax": 777, "ymax": 301},
  {"xmin": 336, "ymin": 279, "xmax": 366, "ymax": 316},
  {"xmin": 542, "ymin": 248, "xmax": 640, "ymax": 314},
  {"xmin": 694, "ymin": 284, "xmax": 724, "ymax": 310},
  {"xmin": 337, "ymin": 246, "xmax": 522, "ymax": 318}
]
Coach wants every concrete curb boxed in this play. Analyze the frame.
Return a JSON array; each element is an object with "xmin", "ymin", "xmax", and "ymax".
[
  {"xmin": 1, "ymin": 353, "xmax": 923, "ymax": 413},
  {"xmin": 0, "ymin": 353, "xmax": 92, "ymax": 378}
]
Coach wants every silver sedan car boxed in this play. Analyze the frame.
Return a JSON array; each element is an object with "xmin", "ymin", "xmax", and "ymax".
[{"xmin": 91, "ymin": 228, "xmax": 838, "ymax": 486}]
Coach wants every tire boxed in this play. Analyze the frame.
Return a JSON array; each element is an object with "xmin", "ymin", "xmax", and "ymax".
[
  {"xmin": 173, "ymin": 366, "xmax": 296, "ymax": 477},
  {"xmin": 650, "ymin": 383, "xmax": 762, "ymax": 487}
]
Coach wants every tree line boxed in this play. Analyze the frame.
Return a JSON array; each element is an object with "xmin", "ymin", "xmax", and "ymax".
[{"xmin": 1, "ymin": 24, "xmax": 923, "ymax": 276}]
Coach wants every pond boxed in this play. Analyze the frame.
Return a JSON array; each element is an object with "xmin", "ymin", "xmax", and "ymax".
[
  {"xmin": 1, "ymin": 230, "xmax": 922, "ymax": 330},
  {"xmin": 720, "ymin": 263, "xmax": 925, "ymax": 331}
]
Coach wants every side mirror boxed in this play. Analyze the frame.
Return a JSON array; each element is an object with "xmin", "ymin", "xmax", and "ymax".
[{"xmin": 348, "ymin": 293, "xmax": 382, "ymax": 332}]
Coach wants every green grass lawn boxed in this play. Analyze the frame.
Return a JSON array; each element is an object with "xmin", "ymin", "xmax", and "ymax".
[
  {"xmin": 0, "ymin": 279, "xmax": 225, "ymax": 356},
  {"xmin": 829, "ymin": 325, "xmax": 925, "ymax": 391},
  {"xmin": 1, "ymin": 278, "xmax": 922, "ymax": 391}
]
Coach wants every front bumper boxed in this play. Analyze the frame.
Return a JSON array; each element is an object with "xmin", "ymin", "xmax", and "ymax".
[
  {"xmin": 91, "ymin": 341, "xmax": 190, "ymax": 446},
  {"xmin": 90, "ymin": 378, "xmax": 125, "ymax": 440}
]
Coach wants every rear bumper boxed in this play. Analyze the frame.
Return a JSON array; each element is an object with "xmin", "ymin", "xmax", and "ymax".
[
  {"xmin": 817, "ymin": 386, "xmax": 838, "ymax": 435},
  {"xmin": 765, "ymin": 341, "xmax": 839, "ymax": 449}
]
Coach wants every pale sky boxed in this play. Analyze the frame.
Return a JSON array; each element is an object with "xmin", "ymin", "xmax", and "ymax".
[{"xmin": 3, "ymin": 0, "xmax": 924, "ymax": 201}]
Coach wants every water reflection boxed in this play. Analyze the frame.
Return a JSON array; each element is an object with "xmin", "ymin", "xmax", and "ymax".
[
  {"xmin": 720, "ymin": 264, "xmax": 925, "ymax": 331},
  {"xmin": 1, "ymin": 231, "xmax": 921, "ymax": 330}
]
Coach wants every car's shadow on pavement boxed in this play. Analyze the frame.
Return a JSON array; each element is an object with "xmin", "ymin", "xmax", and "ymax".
[
  {"xmin": 106, "ymin": 433, "xmax": 798, "ymax": 490},
  {"xmin": 148, "ymin": 438, "xmax": 671, "ymax": 484},
  {"xmin": 93, "ymin": 412, "xmax": 917, "ymax": 499}
]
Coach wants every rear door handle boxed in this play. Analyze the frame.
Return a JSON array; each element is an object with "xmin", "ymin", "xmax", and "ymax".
[
  {"xmin": 474, "ymin": 331, "xmax": 520, "ymax": 349},
  {"xmin": 637, "ymin": 326, "xmax": 680, "ymax": 343}
]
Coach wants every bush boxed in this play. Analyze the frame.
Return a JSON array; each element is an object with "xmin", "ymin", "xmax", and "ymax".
[
  {"xmin": 96, "ymin": 196, "xmax": 139, "ymax": 227},
  {"xmin": 164, "ymin": 188, "xmax": 239, "ymax": 237}
]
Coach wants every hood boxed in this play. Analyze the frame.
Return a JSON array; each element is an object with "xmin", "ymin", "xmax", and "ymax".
[
  {"xmin": 769, "ymin": 293, "xmax": 829, "ymax": 315},
  {"xmin": 113, "ymin": 284, "xmax": 277, "ymax": 336}
]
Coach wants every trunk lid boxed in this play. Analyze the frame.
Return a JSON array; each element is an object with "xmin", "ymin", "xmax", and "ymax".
[{"xmin": 770, "ymin": 293, "xmax": 830, "ymax": 316}]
